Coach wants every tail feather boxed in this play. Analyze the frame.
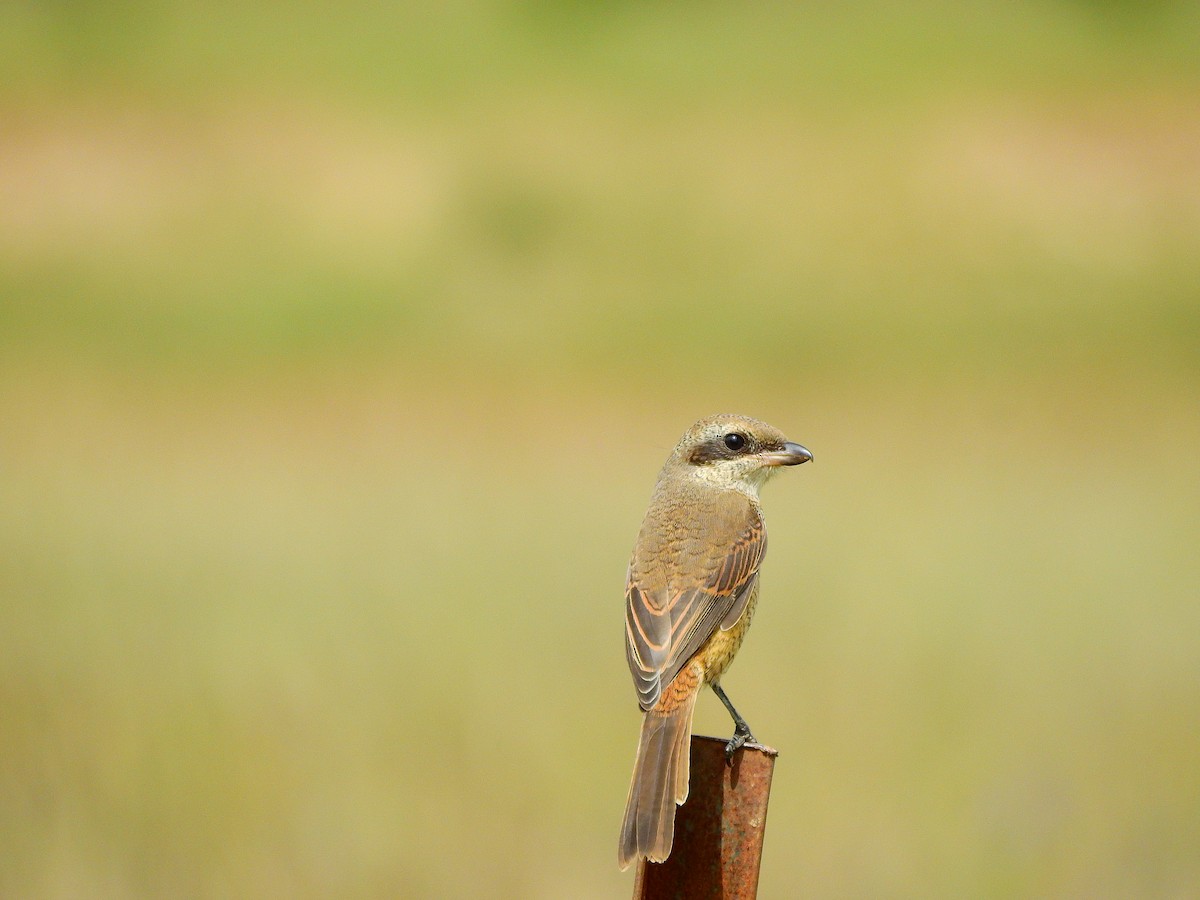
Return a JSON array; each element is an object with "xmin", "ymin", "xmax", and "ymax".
[{"xmin": 617, "ymin": 665, "xmax": 701, "ymax": 870}]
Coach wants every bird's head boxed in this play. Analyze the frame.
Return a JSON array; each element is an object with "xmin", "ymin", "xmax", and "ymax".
[{"xmin": 664, "ymin": 414, "xmax": 812, "ymax": 497}]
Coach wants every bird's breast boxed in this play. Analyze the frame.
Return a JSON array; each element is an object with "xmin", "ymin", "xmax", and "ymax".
[{"xmin": 696, "ymin": 579, "xmax": 760, "ymax": 683}]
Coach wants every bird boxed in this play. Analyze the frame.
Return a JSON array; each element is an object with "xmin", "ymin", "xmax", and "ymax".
[{"xmin": 617, "ymin": 414, "xmax": 811, "ymax": 871}]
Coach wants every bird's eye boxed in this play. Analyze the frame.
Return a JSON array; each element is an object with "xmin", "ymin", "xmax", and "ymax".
[{"xmin": 723, "ymin": 432, "xmax": 747, "ymax": 452}]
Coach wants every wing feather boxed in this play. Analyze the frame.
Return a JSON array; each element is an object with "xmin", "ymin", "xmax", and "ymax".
[{"xmin": 624, "ymin": 497, "xmax": 765, "ymax": 710}]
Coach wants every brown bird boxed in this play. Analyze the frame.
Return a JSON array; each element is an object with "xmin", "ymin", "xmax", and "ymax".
[{"xmin": 617, "ymin": 414, "xmax": 811, "ymax": 871}]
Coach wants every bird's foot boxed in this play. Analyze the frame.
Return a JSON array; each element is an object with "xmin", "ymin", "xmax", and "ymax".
[{"xmin": 724, "ymin": 722, "xmax": 756, "ymax": 763}]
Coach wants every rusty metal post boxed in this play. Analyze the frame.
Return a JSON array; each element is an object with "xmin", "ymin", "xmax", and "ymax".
[{"xmin": 632, "ymin": 735, "xmax": 778, "ymax": 900}]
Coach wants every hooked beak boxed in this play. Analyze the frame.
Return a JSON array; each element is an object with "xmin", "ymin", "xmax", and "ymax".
[{"xmin": 760, "ymin": 441, "xmax": 813, "ymax": 467}]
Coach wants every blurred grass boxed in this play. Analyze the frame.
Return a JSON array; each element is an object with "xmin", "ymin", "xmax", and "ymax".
[{"xmin": 2, "ymin": 1, "xmax": 1199, "ymax": 897}]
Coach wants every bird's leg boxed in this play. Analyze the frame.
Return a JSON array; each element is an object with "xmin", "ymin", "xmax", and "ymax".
[{"xmin": 712, "ymin": 682, "xmax": 755, "ymax": 762}]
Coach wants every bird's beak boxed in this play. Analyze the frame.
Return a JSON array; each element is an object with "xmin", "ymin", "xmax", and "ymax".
[{"xmin": 760, "ymin": 441, "xmax": 813, "ymax": 467}]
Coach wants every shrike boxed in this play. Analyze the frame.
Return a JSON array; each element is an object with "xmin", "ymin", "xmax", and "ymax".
[{"xmin": 618, "ymin": 414, "xmax": 811, "ymax": 870}]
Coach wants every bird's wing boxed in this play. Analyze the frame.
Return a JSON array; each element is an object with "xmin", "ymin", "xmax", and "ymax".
[{"xmin": 625, "ymin": 499, "xmax": 765, "ymax": 710}]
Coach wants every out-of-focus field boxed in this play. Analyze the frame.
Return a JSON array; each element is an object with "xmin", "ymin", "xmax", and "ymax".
[{"xmin": 2, "ymin": 3, "xmax": 1198, "ymax": 897}]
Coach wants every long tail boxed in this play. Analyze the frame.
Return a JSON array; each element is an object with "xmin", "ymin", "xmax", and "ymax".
[{"xmin": 617, "ymin": 662, "xmax": 702, "ymax": 870}]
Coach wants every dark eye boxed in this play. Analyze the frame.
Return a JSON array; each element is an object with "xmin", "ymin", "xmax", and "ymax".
[{"xmin": 723, "ymin": 432, "xmax": 747, "ymax": 452}]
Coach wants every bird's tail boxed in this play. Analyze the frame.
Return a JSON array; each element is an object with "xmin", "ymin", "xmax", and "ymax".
[{"xmin": 617, "ymin": 662, "xmax": 702, "ymax": 870}]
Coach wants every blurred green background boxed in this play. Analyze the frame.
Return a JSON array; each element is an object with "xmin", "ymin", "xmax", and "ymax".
[{"xmin": 2, "ymin": 2, "xmax": 1198, "ymax": 897}]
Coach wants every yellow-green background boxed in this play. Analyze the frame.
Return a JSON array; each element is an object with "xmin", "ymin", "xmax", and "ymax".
[{"xmin": 2, "ymin": 3, "xmax": 1198, "ymax": 896}]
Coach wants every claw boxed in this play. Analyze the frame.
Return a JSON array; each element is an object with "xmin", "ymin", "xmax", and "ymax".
[{"xmin": 724, "ymin": 723, "xmax": 756, "ymax": 763}]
